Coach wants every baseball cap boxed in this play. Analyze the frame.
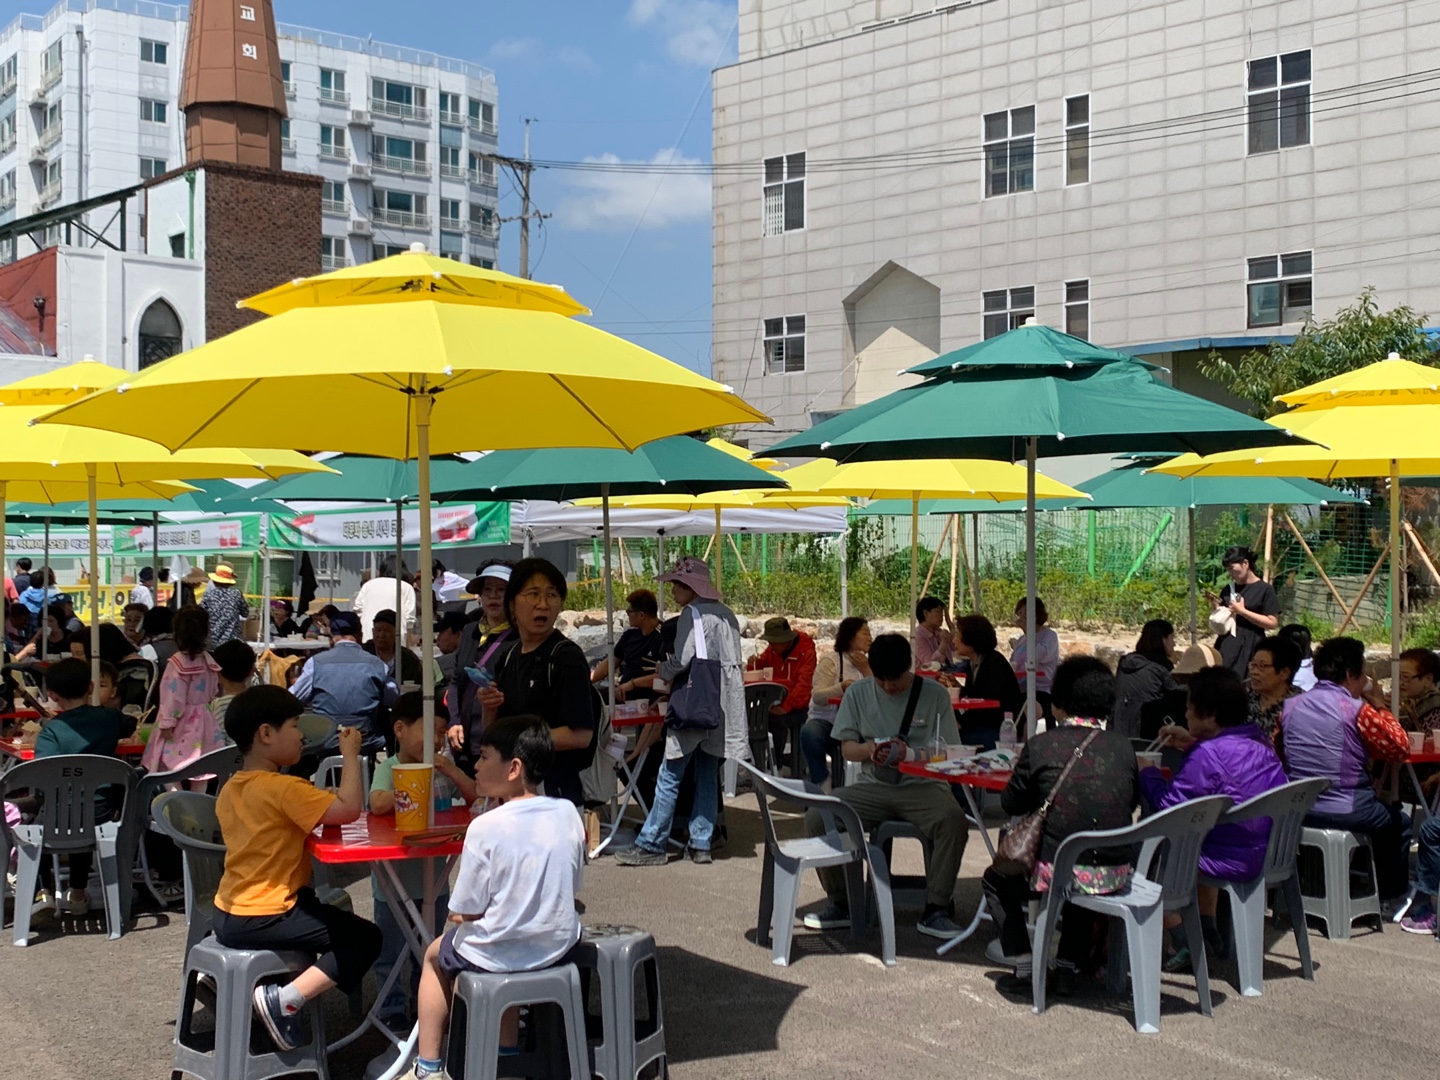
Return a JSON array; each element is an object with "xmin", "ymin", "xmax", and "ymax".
[{"xmin": 328, "ymin": 611, "xmax": 362, "ymax": 637}]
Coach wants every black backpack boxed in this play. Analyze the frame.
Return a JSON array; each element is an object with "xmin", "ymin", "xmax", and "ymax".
[{"xmin": 495, "ymin": 636, "xmax": 603, "ymax": 769}]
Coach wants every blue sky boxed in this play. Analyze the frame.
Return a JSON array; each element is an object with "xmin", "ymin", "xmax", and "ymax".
[{"xmin": 280, "ymin": 0, "xmax": 736, "ymax": 374}]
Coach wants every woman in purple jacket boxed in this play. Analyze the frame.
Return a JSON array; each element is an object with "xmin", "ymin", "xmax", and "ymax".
[{"xmin": 1143, "ymin": 665, "xmax": 1288, "ymax": 971}]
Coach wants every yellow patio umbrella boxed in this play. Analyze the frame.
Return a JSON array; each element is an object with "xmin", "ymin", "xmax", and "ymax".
[
  {"xmin": 37, "ymin": 292, "xmax": 769, "ymax": 781},
  {"xmin": 0, "ymin": 397, "xmax": 333, "ymax": 698},
  {"xmin": 1152, "ymin": 353, "xmax": 1440, "ymax": 712},
  {"xmin": 0, "ymin": 358, "xmax": 126, "ymax": 406},
  {"xmin": 239, "ymin": 244, "xmax": 590, "ymax": 318},
  {"xmin": 705, "ymin": 436, "xmax": 781, "ymax": 471},
  {"xmin": 794, "ymin": 458, "xmax": 1085, "ymax": 634}
]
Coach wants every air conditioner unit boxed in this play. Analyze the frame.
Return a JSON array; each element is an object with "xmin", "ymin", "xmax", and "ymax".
[
  {"xmin": 349, "ymin": 219, "xmax": 373, "ymax": 236},
  {"xmin": 31, "ymin": 86, "xmax": 47, "ymax": 105},
  {"xmin": 349, "ymin": 110, "xmax": 372, "ymax": 127},
  {"xmin": 349, "ymin": 163, "xmax": 371, "ymax": 180},
  {"xmin": 29, "ymin": 145, "xmax": 47, "ymax": 165}
]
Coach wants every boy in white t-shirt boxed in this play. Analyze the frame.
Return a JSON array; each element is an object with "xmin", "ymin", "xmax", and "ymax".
[{"xmin": 401, "ymin": 714, "xmax": 586, "ymax": 1080}]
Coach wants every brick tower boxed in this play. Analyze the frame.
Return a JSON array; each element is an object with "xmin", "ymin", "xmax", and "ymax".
[{"xmin": 179, "ymin": 0, "xmax": 288, "ymax": 169}]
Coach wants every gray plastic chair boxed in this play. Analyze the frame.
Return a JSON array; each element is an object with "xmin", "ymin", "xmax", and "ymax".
[
  {"xmin": 151, "ymin": 790, "xmax": 227, "ymax": 957},
  {"xmin": 131, "ymin": 745, "xmax": 244, "ymax": 911},
  {"xmin": 311, "ymin": 753, "xmax": 371, "ymax": 794},
  {"xmin": 738, "ymin": 759, "xmax": 896, "ymax": 967},
  {"xmin": 1199, "ymin": 777, "xmax": 1329, "ymax": 996},
  {"xmin": 295, "ymin": 712, "xmax": 337, "ymax": 752},
  {"xmin": 873, "ymin": 819, "xmax": 933, "ymax": 910},
  {"xmin": 447, "ymin": 964, "xmax": 590, "ymax": 1080},
  {"xmin": 744, "ymin": 683, "xmax": 786, "ymax": 776},
  {"xmin": 3, "ymin": 753, "xmax": 139, "ymax": 945},
  {"xmin": 1032, "ymin": 794, "xmax": 1233, "ymax": 1034},
  {"xmin": 574, "ymin": 924, "xmax": 666, "ymax": 1080}
]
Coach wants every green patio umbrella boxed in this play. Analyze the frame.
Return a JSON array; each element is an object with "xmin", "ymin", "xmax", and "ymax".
[
  {"xmin": 436, "ymin": 436, "xmax": 789, "ymax": 722},
  {"xmin": 859, "ymin": 461, "xmax": 1362, "ymax": 642},
  {"xmin": 771, "ymin": 325, "xmax": 1308, "ymax": 734}
]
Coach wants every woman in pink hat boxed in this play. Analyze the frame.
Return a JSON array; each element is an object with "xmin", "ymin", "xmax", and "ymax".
[{"xmin": 617, "ymin": 558, "xmax": 744, "ymax": 867}]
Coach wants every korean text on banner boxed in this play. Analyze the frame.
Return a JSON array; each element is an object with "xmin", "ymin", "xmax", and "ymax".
[
  {"xmin": 112, "ymin": 516, "xmax": 263, "ymax": 556},
  {"xmin": 267, "ymin": 503, "xmax": 510, "ymax": 552}
]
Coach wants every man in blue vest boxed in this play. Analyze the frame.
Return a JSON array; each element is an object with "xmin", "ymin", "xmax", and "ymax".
[{"xmin": 292, "ymin": 610, "xmax": 395, "ymax": 752}]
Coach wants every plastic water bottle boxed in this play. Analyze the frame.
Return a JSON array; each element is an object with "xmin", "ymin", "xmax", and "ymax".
[{"xmin": 998, "ymin": 712, "xmax": 1018, "ymax": 754}]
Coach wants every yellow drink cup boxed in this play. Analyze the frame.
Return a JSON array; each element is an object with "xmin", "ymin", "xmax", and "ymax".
[{"xmin": 391, "ymin": 763, "xmax": 434, "ymax": 833}]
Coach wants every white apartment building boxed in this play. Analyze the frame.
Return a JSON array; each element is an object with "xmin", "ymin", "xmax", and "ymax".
[
  {"xmin": 0, "ymin": 0, "xmax": 500, "ymax": 269},
  {"xmin": 713, "ymin": 0, "xmax": 1440, "ymax": 446}
]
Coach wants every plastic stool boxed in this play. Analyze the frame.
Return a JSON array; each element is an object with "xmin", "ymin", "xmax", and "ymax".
[
  {"xmin": 1297, "ymin": 827, "xmax": 1384, "ymax": 940},
  {"xmin": 872, "ymin": 820, "xmax": 933, "ymax": 911},
  {"xmin": 172, "ymin": 938, "xmax": 329, "ymax": 1080},
  {"xmin": 446, "ymin": 964, "xmax": 589, "ymax": 1080},
  {"xmin": 575, "ymin": 925, "xmax": 666, "ymax": 1080}
]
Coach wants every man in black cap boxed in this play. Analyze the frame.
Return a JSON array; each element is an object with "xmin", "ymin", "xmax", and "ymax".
[
  {"xmin": 747, "ymin": 616, "xmax": 817, "ymax": 774},
  {"xmin": 292, "ymin": 610, "xmax": 394, "ymax": 752}
]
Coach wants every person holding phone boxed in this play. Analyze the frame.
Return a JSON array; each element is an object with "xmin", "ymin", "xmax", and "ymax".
[{"xmin": 1211, "ymin": 546, "xmax": 1279, "ymax": 677}]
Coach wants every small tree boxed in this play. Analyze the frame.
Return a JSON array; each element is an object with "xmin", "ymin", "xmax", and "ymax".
[{"xmin": 1200, "ymin": 287, "xmax": 1437, "ymax": 417}]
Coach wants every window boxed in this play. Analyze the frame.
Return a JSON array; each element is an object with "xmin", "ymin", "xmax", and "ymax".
[
  {"xmin": 0, "ymin": 113, "xmax": 15, "ymax": 152},
  {"xmin": 0, "ymin": 55, "xmax": 16, "ymax": 96},
  {"xmin": 141, "ymin": 98, "xmax": 167, "ymax": 124},
  {"xmin": 439, "ymin": 91, "xmax": 462, "ymax": 125},
  {"xmin": 42, "ymin": 40, "xmax": 61, "ymax": 81},
  {"xmin": 469, "ymin": 152, "xmax": 495, "ymax": 185},
  {"xmin": 371, "ymin": 79, "xmax": 427, "ymax": 120},
  {"xmin": 440, "ymin": 197, "xmax": 461, "ymax": 227},
  {"xmin": 1065, "ymin": 95, "xmax": 1089, "ymax": 186},
  {"xmin": 1248, "ymin": 50, "xmax": 1310, "ymax": 154},
  {"xmin": 1064, "ymin": 280, "xmax": 1090, "ymax": 339},
  {"xmin": 470, "ymin": 203, "xmax": 496, "ymax": 237},
  {"xmin": 0, "ymin": 169, "xmax": 16, "ymax": 210},
  {"xmin": 140, "ymin": 39, "xmax": 168, "ymax": 65},
  {"xmin": 439, "ymin": 230, "xmax": 463, "ymax": 257},
  {"xmin": 439, "ymin": 145, "xmax": 462, "ymax": 177},
  {"xmin": 1247, "ymin": 251, "xmax": 1312, "ymax": 327},
  {"xmin": 319, "ymin": 68, "xmax": 347, "ymax": 103},
  {"xmin": 321, "ymin": 180, "xmax": 345, "ymax": 214},
  {"xmin": 982, "ymin": 287, "xmax": 1035, "ymax": 339},
  {"xmin": 468, "ymin": 98, "xmax": 495, "ymax": 132},
  {"xmin": 377, "ymin": 244, "xmax": 410, "ymax": 259},
  {"xmin": 320, "ymin": 125, "xmax": 346, "ymax": 159},
  {"xmin": 140, "ymin": 157, "xmax": 167, "ymax": 180},
  {"xmin": 45, "ymin": 158, "xmax": 61, "ymax": 187},
  {"xmin": 320, "ymin": 236, "xmax": 346, "ymax": 268},
  {"xmin": 280, "ymin": 118, "xmax": 294, "ymax": 152},
  {"xmin": 984, "ymin": 107, "xmax": 1035, "ymax": 196},
  {"xmin": 763, "ymin": 315, "xmax": 806, "ymax": 374},
  {"xmin": 280, "ymin": 61, "xmax": 293, "ymax": 94},
  {"xmin": 372, "ymin": 135, "xmax": 427, "ymax": 174},
  {"xmin": 762, "ymin": 152, "xmax": 805, "ymax": 236},
  {"xmin": 472, "ymin": 256, "xmax": 495, "ymax": 270},
  {"xmin": 138, "ymin": 299, "xmax": 182, "ymax": 368},
  {"xmin": 373, "ymin": 189, "xmax": 427, "ymax": 227}
]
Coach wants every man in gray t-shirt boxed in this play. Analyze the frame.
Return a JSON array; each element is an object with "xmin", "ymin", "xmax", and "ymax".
[{"xmin": 803, "ymin": 634, "xmax": 970, "ymax": 941}]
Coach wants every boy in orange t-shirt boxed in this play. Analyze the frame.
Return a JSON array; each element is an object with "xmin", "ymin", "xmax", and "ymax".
[{"xmin": 213, "ymin": 686, "xmax": 381, "ymax": 1052}]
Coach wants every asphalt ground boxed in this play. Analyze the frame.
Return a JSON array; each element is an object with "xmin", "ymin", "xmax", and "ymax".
[{"xmin": 3, "ymin": 792, "xmax": 1438, "ymax": 1080}]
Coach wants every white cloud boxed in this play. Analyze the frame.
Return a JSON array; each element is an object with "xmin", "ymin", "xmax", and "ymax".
[
  {"xmin": 627, "ymin": 0, "xmax": 735, "ymax": 67},
  {"xmin": 556, "ymin": 150, "xmax": 711, "ymax": 232},
  {"xmin": 555, "ymin": 45, "xmax": 600, "ymax": 73},
  {"xmin": 486, "ymin": 37, "xmax": 540, "ymax": 62}
]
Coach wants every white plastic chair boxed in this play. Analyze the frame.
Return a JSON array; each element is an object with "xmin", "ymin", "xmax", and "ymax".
[
  {"xmin": 1032, "ymin": 794, "xmax": 1233, "ymax": 1034},
  {"xmin": 738, "ymin": 759, "xmax": 896, "ymax": 967},
  {"xmin": 1200, "ymin": 777, "xmax": 1329, "ymax": 996}
]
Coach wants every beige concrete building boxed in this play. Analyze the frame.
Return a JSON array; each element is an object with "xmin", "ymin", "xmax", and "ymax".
[{"xmin": 712, "ymin": 0, "xmax": 1440, "ymax": 447}]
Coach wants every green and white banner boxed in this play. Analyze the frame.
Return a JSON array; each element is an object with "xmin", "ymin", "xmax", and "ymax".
[
  {"xmin": 5, "ymin": 527, "xmax": 115, "ymax": 558},
  {"xmin": 112, "ymin": 516, "xmax": 263, "ymax": 556},
  {"xmin": 268, "ymin": 503, "xmax": 510, "ymax": 552}
]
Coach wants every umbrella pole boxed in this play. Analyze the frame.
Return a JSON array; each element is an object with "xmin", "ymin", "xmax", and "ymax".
[
  {"xmin": 1025, "ymin": 438, "xmax": 1038, "ymax": 739},
  {"xmin": 416, "ymin": 394, "xmax": 436, "ymax": 796},
  {"xmin": 840, "ymin": 523, "xmax": 849, "ymax": 618},
  {"xmin": 714, "ymin": 508, "xmax": 722, "ymax": 597},
  {"xmin": 88, "ymin": 464, "xmax": 100, "ymax": 705},
  {"xmin": 909, "ymin": 495, "xmax": 919, "ymax": 638},
  {"xmin": 971, "ymin": 514, "xmax": 981, "ymax": 610},
  {"xmin": 261, "ymin": 518, "xmax": 272, "ymax": 647},
  {"xmin": 603, "ymin": 487, "xmax": 615, "ymax": 719},
  {"xmin": 655, "ymin": 530, "xmax": 666, "ymax": 621},
  {"xmin": 395, "ymin": 502, "xmax": 404, "ymax": 641},
  {"xmin": 151, "ymin": 512, "xmax": 160, "ymax": 608},
  {"xmin": 1391, "ymin": 460, "xmax": 1402, "ymax": 717},
  {"xmin": 1188, "ymin": 507, "xmax": 1198, "ymax": 646},
  {"xmin": 40, "ymin": 517, "xmax": 49, "ymax": 663}
]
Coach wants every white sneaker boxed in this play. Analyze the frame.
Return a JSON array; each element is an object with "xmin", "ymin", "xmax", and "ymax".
[{"xmin": 984, "ymin": 938, "xmax": 1032, "ymax": 969}]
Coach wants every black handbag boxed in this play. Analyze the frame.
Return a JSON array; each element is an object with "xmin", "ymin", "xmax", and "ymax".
[
  {"xmin": 666, "ymin": 607, "xmax": 726, "ymax": 732},
  {"xmin": 993, "ymin": 729, "xmax": 1099, "ymax": 877}
]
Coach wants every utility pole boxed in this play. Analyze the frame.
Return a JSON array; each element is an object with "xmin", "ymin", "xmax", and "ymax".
[{"xmin": 494, "ymin": 117, "xmax": 550, "ymax": 279}]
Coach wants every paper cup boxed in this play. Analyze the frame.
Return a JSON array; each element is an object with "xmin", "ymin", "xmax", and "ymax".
[
  {"xmin": 1410, "ymin": 732, "xmax": 1427, "ymax": 754},
  {"xmin": 1136, "ymin": 751, "xmax": 1163, "ymax": 770},
  {"xmin": 948, "ymin": 686, "xmax": 961, "ymax": 706},
  {"xmin": 1432, "ymin": 730, "xmax": 1440, "ymax": 752},
  {"xmin": 391, "ymin": 763, "xmax": 434, "ymax": 832}
]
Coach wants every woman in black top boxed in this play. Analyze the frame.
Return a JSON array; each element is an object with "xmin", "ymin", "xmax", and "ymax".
[
  {"xmin": 983, "ymin": 657, "xmax": 1141, "ymax": 994},
  {"xmin": 953, "ymin": 614, "xmax": 1023, "ymax": 748},
  {"xmin": 476, "ymin": 558, "xmax": 596, "ymax": 806},
  {"xmin": 1111, "ymin": 619, "xmax": 1178, "ymax": 738}
]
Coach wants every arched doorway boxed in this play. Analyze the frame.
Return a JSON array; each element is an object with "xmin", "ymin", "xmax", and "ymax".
[{"xmin": 138, "ymin": 299, "xmax": 183, "ymax": 368}]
